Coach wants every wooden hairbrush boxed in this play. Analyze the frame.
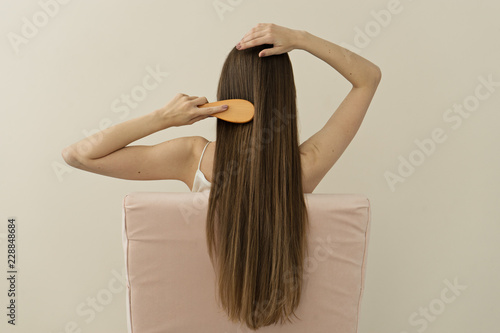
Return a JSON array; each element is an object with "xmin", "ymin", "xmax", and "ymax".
[{"xmin": 199, "ymin": 99, "xmax": 254, "ymax": 123}]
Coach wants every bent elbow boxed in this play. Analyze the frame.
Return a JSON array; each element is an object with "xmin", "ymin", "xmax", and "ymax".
[
  {"xmin": 61, "ymin": 147, "xmax": 79, "ymax": 167},
  {"xmin": 356, "ymin": 66, "xmax": 381, "ymax": 89},
  {"xmin": 371, "ymin": 66, "xmax": 382, "ymax": 85}
]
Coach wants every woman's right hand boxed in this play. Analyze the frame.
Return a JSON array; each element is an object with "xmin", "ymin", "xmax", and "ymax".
[{"xmin": 236, "ymin": 23, "xmax": 302, "ymax": 57}]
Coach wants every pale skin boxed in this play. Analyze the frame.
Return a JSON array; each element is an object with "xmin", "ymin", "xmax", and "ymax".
[{"xmin": 62, "ymin": 23, "xmax": 381, "ymax": 193}]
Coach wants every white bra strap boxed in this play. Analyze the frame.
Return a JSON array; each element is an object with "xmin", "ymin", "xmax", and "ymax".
[{"xmin": 198, "ymin": 141, "xmax": 211, "ymax": 170}]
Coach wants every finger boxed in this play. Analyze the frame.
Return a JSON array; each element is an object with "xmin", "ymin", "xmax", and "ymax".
[
  {"xmin": 192, "ymin": 96, "xmax": 209, "ymax": 106},
  {"xmin": 204, "ymin": 105, "xmax": 228, "ymax": 115},
  {"xmin": 259, "ymin": 46, "xmax": 282, "ymax": 57},
  {"xmin": 240, "ymin": 28, "xmax": 267, "ymax": 44},
  {"xmin": 239, "ymin": 36, "xmax": 273, "ymax": 50},
  {"xmin": 189, "ymin": 115, "xmax": 206, "ymax": 124},
  {"xmin": 239, "ymin": 24, "xmax": 263, "ymax": 40},
  {"xmin": 238, "ymin": 31, "xmax": 267, "ymax": 50},
  {"xmin": 238, "ymin": 23, "xmax": 270, "ymax": 45},
  {"xmin": 245, "ymin": 23, "xmax": 270, "ymax": 37},
  {"xmin": 187, "ymin": 95, "xmax": 198, "ymax": 100}
]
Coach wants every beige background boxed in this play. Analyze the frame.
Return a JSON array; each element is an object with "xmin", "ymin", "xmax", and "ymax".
[{"xmin": 1, "ymin": 0, "xmax": 499, "ymax": 332}]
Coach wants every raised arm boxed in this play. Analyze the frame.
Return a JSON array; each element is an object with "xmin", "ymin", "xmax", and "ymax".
[
  {"xmin": 237, "ymin": 24, "xmax": 381, "ymax": 192},
  {"xmin": 61, "ymin": 94, "xmax": 227, "ymax": 185},
  {"xmin": 294, "ymin": 30, "xmax": 381, "ymax": 192}
]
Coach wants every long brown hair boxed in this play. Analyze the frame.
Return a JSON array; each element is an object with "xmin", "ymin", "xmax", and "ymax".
[{"xmin": 205, "ymin": 44, "xmax": 309, "ymax": 330}]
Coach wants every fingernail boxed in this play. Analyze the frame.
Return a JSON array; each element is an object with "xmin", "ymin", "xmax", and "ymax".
[
  {"xmin": 222, "ymin": 105, "xmax": 228, "ymax": 110},
  {"xmin": 236, "ymin": 43, "xmax": 241, "ymax": 49}
]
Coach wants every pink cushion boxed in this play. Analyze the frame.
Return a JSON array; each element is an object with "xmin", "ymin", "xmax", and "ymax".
[{"xmin": 122, "ymin": 192, "xmax": 371, "ymax": 333}]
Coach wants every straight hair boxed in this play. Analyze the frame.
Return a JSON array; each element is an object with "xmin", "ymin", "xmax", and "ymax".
[{"xmin": 205, "ymin": 44, "xmax": 310, "ymax": 330}]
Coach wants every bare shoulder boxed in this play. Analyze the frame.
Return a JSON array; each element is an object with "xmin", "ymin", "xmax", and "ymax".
[
  {"xmin": 191, "ymin": 136, "xmax": 210, "ymax": 155},
  {"xmin": 170, "ymin": 136, "xmax": 208, "ymax": 189},
  {"xmin": 190, "ymin": 136, "xmax": 212, "ymax": 170}
]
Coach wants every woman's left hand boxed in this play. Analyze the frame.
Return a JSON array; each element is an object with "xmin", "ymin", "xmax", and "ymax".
[{"xmin": 157, "ymin": 93, "xmax": 228, "ymax": 127}]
